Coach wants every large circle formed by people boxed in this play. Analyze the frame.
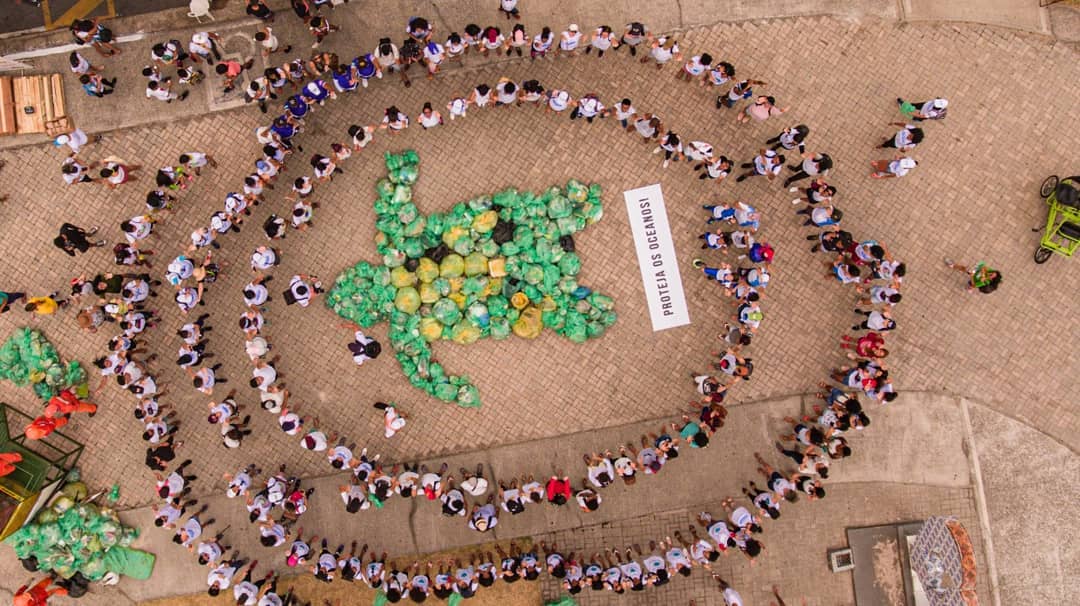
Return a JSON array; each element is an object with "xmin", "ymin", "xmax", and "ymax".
[{"xmin": 328, "ymin": 151, "xmax": 614, "ymax": 408}]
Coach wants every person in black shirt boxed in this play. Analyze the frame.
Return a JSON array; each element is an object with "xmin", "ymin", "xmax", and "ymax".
[
  {"xmin": 54, "ymin": 223, "xmax": 105, "ymax": 256},
  {"xmin": 246, "ymin": 0, "xmax": 274, "ymax": 21},
  {"xmin": 399, "ymin": 38, "xmax": 421, "ymax": 87}
]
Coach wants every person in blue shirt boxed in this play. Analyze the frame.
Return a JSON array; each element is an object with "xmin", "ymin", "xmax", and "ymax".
[
  {"xmin": 301, "ymin": 79, "xmax": 334, "ymax": 105},
  {"xmin": 270, "ymin": 116, "xmax": 298, "ymax": 145},
  {"xmin": 353, "ymin": 54, "xmax": 378, "ymax": 87},
  {"xmin": 284, "ymin": 95, "xmax": 309, "ymax": 121},
  {"xmin": 331, "ymin": 63, "xmax": 358, "ymax": 93}
]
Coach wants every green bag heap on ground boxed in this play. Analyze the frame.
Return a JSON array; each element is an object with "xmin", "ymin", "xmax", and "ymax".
[{"xmin": 327, "ymin": 151, "xmax": 616, "ymax": 408}]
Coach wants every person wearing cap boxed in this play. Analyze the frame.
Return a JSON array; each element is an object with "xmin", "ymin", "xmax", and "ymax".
[
  {"xmin": 54, "ymin": 128, "xmax": 95, "ymax": 156},
  {"xmin": 374, "ymin": 402, "xmax": 407, "ymax": 438},
  {"xmin": 897, "ymin": 96, "xmax": 948, "ymax": 121},
  {"xmin": 168, "ymin": 256, "xmax": 195, "ymax": 286},
  {"xmin": 468, "ymin": 496, "xmax": 499, "ymax": 532},
  {"xmin": 447, "ymin": 95, "xmax": 468, "ymax": 119},
  {"xmin": 870, "ymin": 155, "xmax": 917, "ymax": 179},
  {"xmin": 569, "ymin": 93, "xmax": 605, "ymax": 122},
  {"xmin": 188, "ymin": 31, "xmax": 222, "ymax": 64},
  {"xmin": 545, "ymin": 89, "xmax": 572, "ymax": 114},
  {"xmin": 558, "ymin": 24, "xmax": 583, "ymax": 56},
  {"xmin": 644, "ymin": 35, "xmax": 681, "ymax": 69}
]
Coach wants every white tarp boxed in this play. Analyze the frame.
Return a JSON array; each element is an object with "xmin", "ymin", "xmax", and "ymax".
[{"xmin": 623, "ymin": 184, "xmax": 690, "ymax": 331}]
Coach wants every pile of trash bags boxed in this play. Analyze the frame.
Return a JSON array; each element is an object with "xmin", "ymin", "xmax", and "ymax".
[
  {"xmin": 0, "ymin": 328, "xmax": 86, "ymax": 400},
  {"xmin": 327, "ymin": 151, "xmax": 617, "ymax": 408},
  {"xmin": 5, "ymin": 474, "xmax": 143, "ymax": 582}
]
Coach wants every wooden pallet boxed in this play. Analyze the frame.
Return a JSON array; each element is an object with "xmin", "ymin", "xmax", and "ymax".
[
  {"xmin": 10, "ymin": 74, "xmax": 68, "ymax": 136},
  {"xmin": 0, "ymin": 77, "xmax": 15, "ymax": 137}
]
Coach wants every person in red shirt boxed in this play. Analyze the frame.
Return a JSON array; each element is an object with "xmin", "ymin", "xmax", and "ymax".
[
  {"xmin": 545, "ymin": 473, "xmax": 571, "ymax": 505},
  {"xmin": 839, "ymin": 332, "xmax": 887, "ymax": 360},
  {"xmin": 44, "ymin": 389, "xmax": 98, "ymax": 418},
  {"xmin": 0, "ymin": 452, "xmax": 23, "ymax": 476},
  {"xmin": 14, "ymin": 577, "xmax": 68, "ymax": 605},
  {"xmin": 25, "ymin": 415, "xmax": 68, "ymax": 440}
]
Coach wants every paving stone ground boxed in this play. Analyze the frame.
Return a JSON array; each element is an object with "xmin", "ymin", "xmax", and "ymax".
[{"xmin": 0, "ymin": 8, "xmax": 1076, "ymax": 605}]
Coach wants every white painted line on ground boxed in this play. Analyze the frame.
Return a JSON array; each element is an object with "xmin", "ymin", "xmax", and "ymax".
[{"xmin": 3, "ymin": 32, "xmax": 147, "ymax": 59}]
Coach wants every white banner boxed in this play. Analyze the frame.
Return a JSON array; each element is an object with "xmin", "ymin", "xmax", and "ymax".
[{"xmin": 623, "ymin": 184, "xmax": 691, "ymax": 331}]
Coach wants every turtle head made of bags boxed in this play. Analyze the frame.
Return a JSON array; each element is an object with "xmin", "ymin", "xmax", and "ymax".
[{"xmin": 328, "ymin": 150, "xmax": 616, "ymax": 408}]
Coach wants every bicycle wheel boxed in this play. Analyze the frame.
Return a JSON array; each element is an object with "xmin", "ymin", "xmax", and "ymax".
[
  {"xmin": 1040, "ymin": 175, "xmax": 1059, "ymax": 198},
  {"xmin": 1034, "ymin": 246, "xmax": 1053, "ymax": 264}
]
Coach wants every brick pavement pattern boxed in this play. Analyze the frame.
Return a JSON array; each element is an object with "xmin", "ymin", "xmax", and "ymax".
[
  {"xmin": 0, "ymin": 15, "xmax": 1076, "ymax": 606},
  {"xmin": 0, "ymin": 16, "xmax": 1076, "ymax": 509}
]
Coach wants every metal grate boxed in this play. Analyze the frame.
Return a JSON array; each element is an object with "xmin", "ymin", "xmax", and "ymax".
[{"xmin": 829, "ymin": 548, "xmax": 855, "ymax": 572}]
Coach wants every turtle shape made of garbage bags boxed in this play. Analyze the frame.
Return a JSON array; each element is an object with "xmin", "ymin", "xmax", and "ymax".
[{"xmin": 327, "ymin": 151, "xmax": 616, "ymax": 408}]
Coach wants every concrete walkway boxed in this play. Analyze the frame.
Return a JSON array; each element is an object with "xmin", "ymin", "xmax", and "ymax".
[{"xmin": 0, "ymin": 390, "xmax": 1040, "ymax": 604}]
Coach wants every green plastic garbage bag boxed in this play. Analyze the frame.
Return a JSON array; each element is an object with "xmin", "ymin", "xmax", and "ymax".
[
  {"xmin": 390, "ymin": 266, "xmax": 417, "ymax": 288},
  {"xmin": 489, "ymin": 317, "xmax": 511, "ymax": 339},
  {"xmin": 432, "ymin": 298, "xmax": 462, "ymax": 326},
  {"xmin": 456, "ymin": 384, "xmax": 480, "ymax": 407},
  {"xmin": 440, "ymin": 254, "xmax": 465, "ymax": 277},
  {"xmin": 478, "ymin": 238, "xmax": 500, "ymax": 258},
  {"xmin": 566, "ymin": 179, "xmax": 588, "ymax": 203},
  {"xmin": 392, "ymin": 185, "xmax": 412, "ymax": 204},
  {"xmin": 548, "ymin": 195, "xmax": 573, "ymax": 219},
  {"xmin": 559, "ymin": 253, "xmax": 581, "ymax": 276},
  {"xmin": 450, "ymin": 322, "xmax": 481, "ymax": 344},
  {"xmin": 492, "ymin": 188, "xmax": 519, "ymax": 208},
  {"xmin": 512, "ymin": 306, "xmax": 543, "ymax": 339},
  {"xmin": 589, "ymin": 293, "xmax": 615, "ymax": 311},
  {"xmin": 394, "ymin": 287, "xmax": 421, "ymax": 314},
  {"xmin": 464, "ymin": 253, "xmax": 488, "ymax": 276},
  {"xmin": 472, "ymin": 210, "xmax": 498, "ymax": 233},
  {"xmin": 419, "ymin": 318, "xmax": 443, "ymax": 342},
  {"xmin": 416, "ymin": 258, "xmax": 439, "ymax": 283},
  {"xmin": 432, "ymin": 381, "xmax": 458, "ymax": 401}
]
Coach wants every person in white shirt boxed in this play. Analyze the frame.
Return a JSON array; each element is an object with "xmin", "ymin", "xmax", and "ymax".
[
  {"xmin": 871, "ymin": 155, "xmax": 917, "ymax": 179},
  {"xmin": 207, "ymin": 558, "xmax": 248, "ymax": 597},
  {"xmin": 447, "ymin": 96, "xmax": 468, "ymax": 120},
  {"xmin": 499, "ymin": 0, "xmax": 520, "ymax": 19},
  {"xmin": 569, "ymin": 94, "xmax": 605, "ymax": 123},
  {"xmin": 531, "ymin": 27, "xmax": 554, "ymax": 59},
  {"xmin": 585, "ymin": 25, "xmax": 618, "ymax": 57},
  {"xmin": 880, "ymin": 122, "xmax": 924, "ymax": 151},
  {"xmin": 558, "ymin": 24, "xmax": 582, "ymax": 55},
  {"xmin": 54, "ymin": 128, "xmax": 93, "ymax": 156},
  {"xmin": 418, "ymin": 102, "xmax": 443, "ymax": 128},
  {"xmin": 546, "ymin": 89, "xmax": 571, "ymax": 113}
]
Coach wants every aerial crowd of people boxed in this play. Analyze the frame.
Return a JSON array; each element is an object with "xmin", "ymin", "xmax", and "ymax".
[{"xmin": 0, "ymin": 0, "xmax": 978, "ymax": 604}]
